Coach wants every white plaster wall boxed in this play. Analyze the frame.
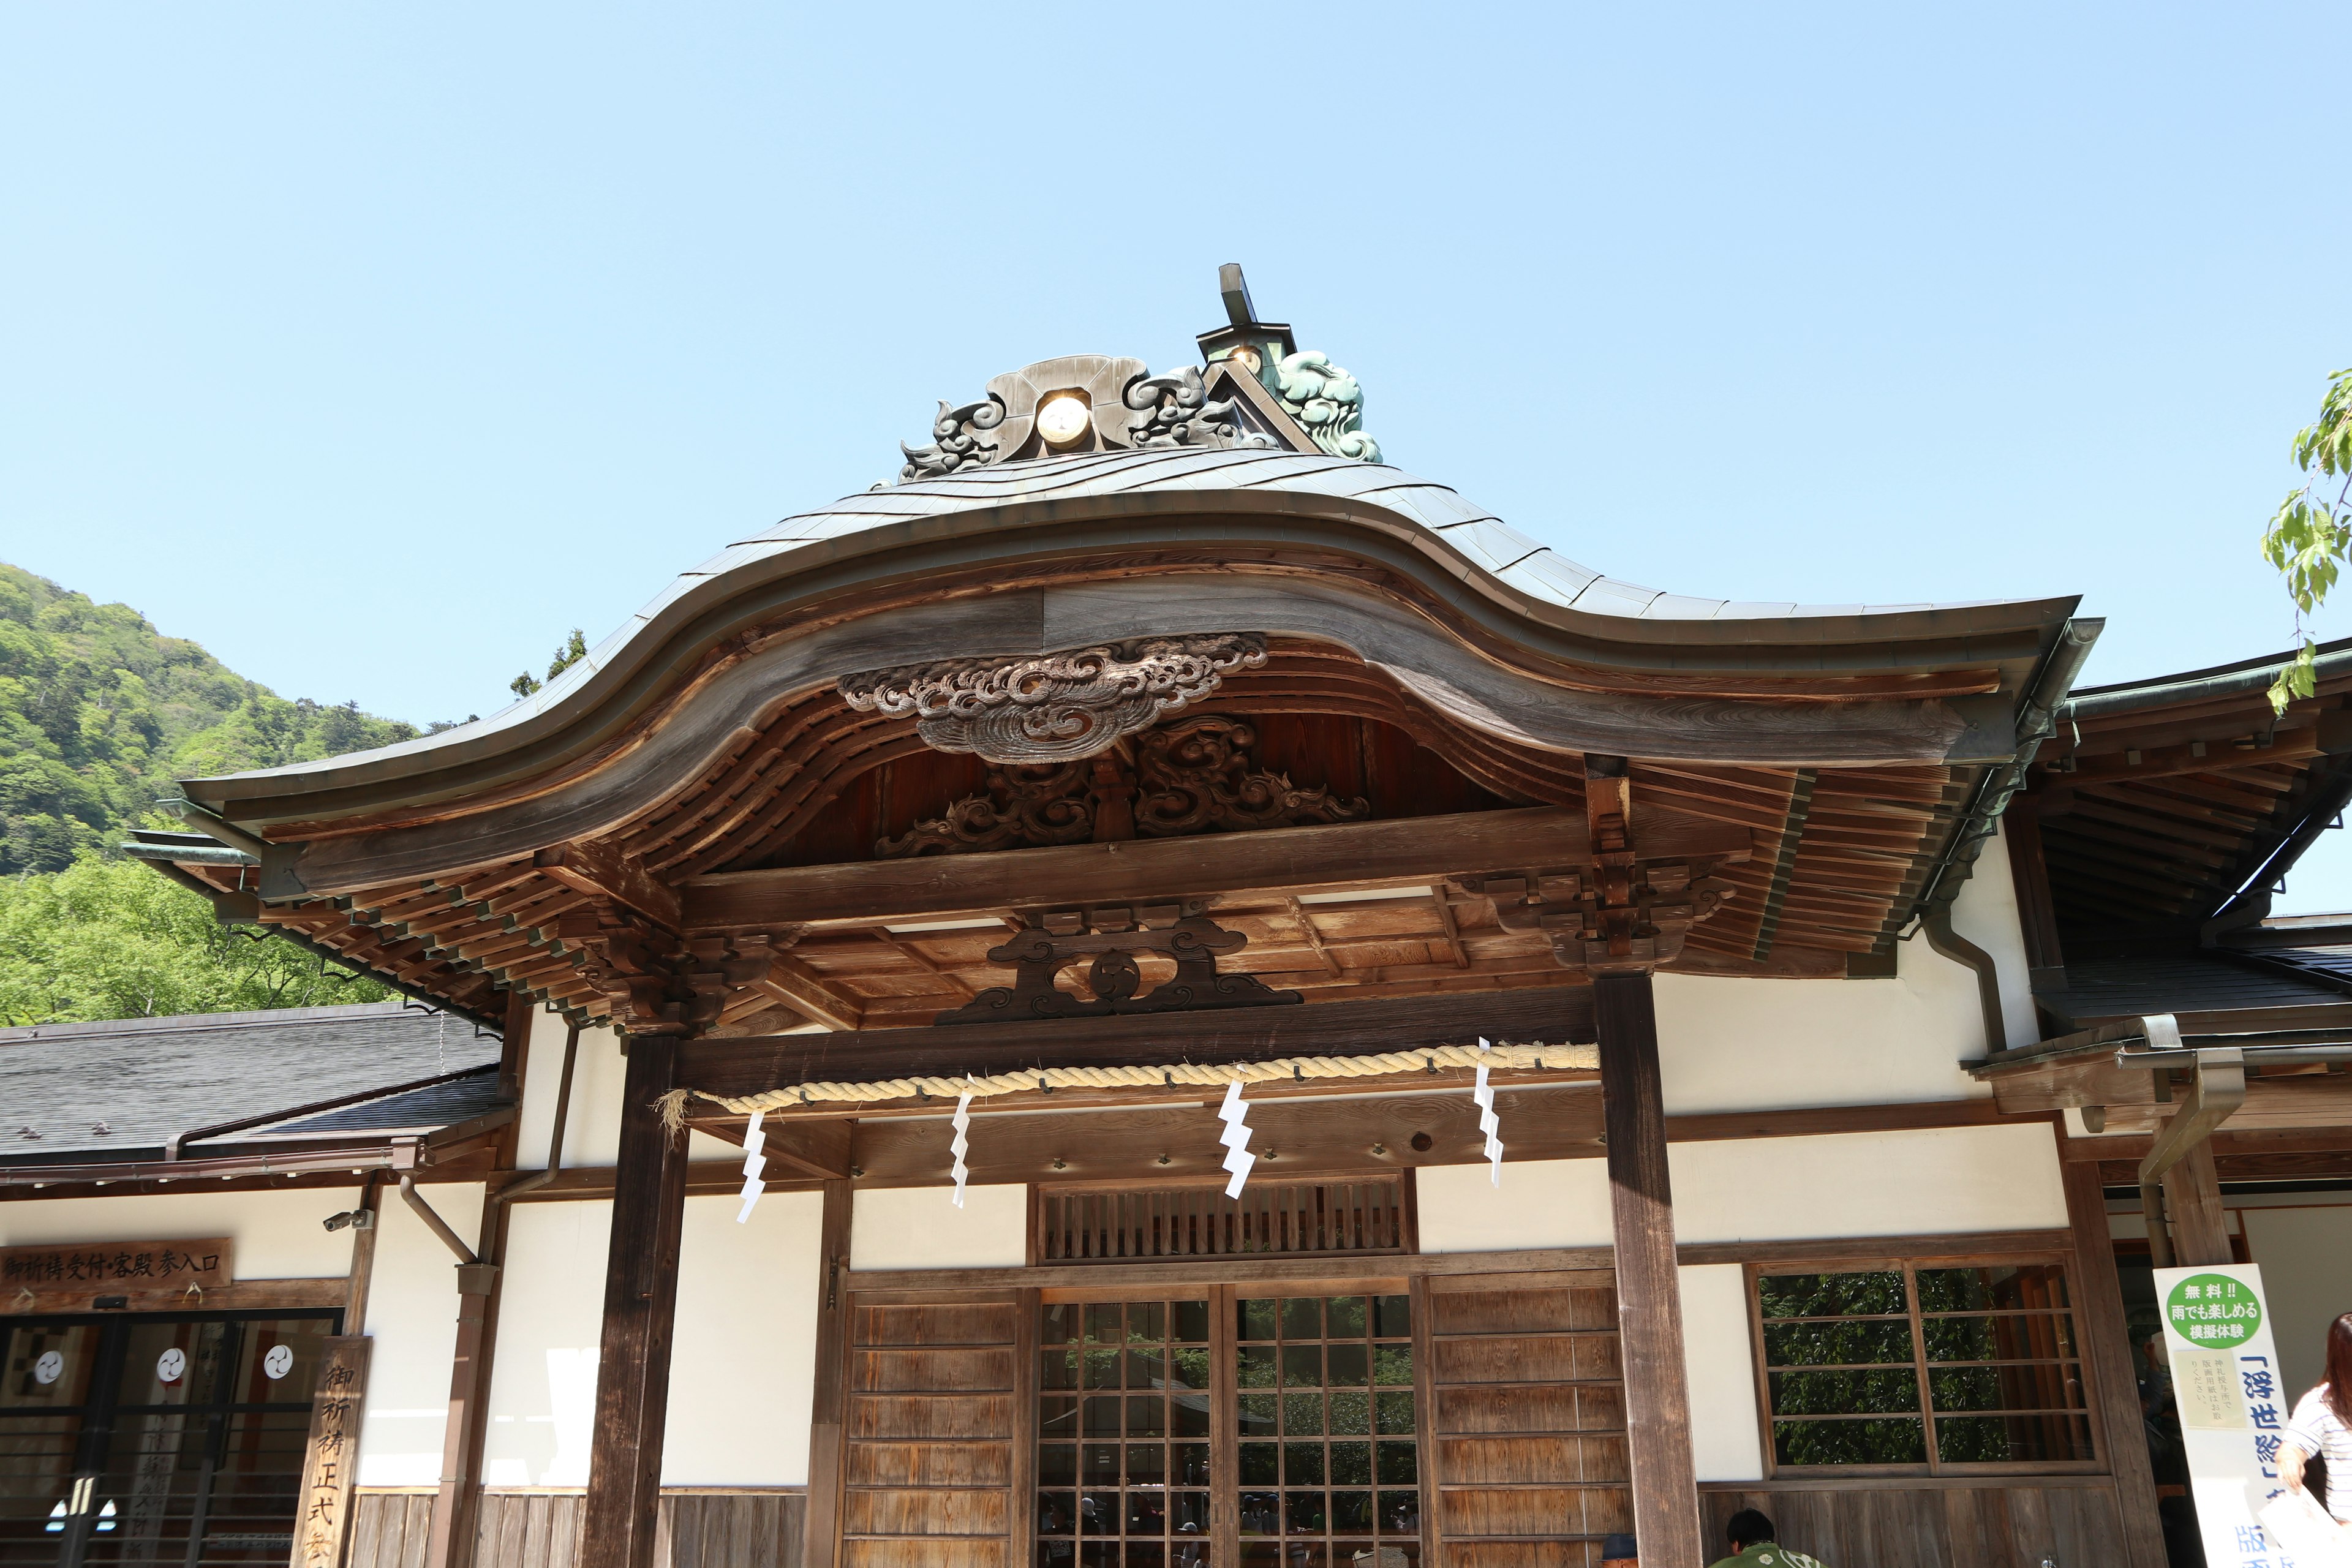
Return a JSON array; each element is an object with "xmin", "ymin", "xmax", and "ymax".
[
  {"xmin": 480, "ymin": 1190, "xmax": 824, "ymax": 1487},
  {"xmin": 2244, "ymin": 1205, "xmax": 2352, "ymax": 1400},
  {"xmin": 0, "ymin": 1188, "xmax": 355, "ymax": 1278},
  {"xmin": 356, "ymin": 1182, "xmax": 484, "ymax": 1486},
  {"xmin": 511, "ymin": 1018, "xmax": 731, "ymax": 1169},
  {"xmin": 850, "ymin": 1183, "xmax": 1027, "ymax": 1270},
  {"xmin": 1679, "ymin": 1263, "xmax": 1764, "ymax": 1482},
  {"xmin": 1417, "ymin": 1125, "xmax": 2067, "ymax": 1252},
  {"xmin": 1651, "ymin": 820, "xmax": 2035, "ymax": 1115}
]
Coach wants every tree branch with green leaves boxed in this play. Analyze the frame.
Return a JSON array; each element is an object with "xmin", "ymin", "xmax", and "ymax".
[{"xmin": 2264, "ymin": 367, "xmax": 2352, "ymax": 714}]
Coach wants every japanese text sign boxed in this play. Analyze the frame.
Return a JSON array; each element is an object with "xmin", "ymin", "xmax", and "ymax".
[
  {"xmin": 0, "ymin": 1239, "xmax": 232, "ymax": 1295},
  {"xmin": 2155, "ymin": 1264, "xmax": 2297, "ymax": 1568},
  {"xmin": 294, "ymin": 1336, "xmax": 370, "ymax": 1568}
]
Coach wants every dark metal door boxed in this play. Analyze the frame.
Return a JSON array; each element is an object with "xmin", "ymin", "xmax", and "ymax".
[{"xmin": 0, "ymin": 1312, "xmax": 339, "ymax": 1568}]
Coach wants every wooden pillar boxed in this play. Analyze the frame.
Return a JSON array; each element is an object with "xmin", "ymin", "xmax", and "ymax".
[
  {"xmin": 2061, "ymin": 1155, "xmax": 2169, "ymax": 1568},
  {"xmin": 801, "ymin": 1178, "xmax": 854, "ymax": 1568},
  {"xmin": 581, "ymin": 1035, "xmax": 691, "ymax": 1568},
  {"xmin": 2002, "ymin": 797, "xmax": 2067, "ymax": 993},
  {"xmin": 1595, "ymin": 972, "xmax": 1702, "ymax": 1568},
  {"xmin": 426, "ymin": 990, "xmax": 535, "ymax": 1568},
  {"xmin": 2160, "ymin": 1139, "xmax": 2233, "ymax": 1266}
]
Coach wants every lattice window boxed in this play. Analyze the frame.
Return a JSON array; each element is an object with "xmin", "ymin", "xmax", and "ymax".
[
  {"xmin": 1036, "ymin": 1180, "xmax": 1411, "ymax": 1264},
  {"xmin": 1237, "ymin": 1293, "xmax": 1421, "ymax": 1568}
]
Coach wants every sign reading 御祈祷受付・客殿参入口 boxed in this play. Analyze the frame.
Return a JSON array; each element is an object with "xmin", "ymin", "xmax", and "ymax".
[{"xmin": 0, "ymin": 1239, "xmax": 233, "ymax": 1295}]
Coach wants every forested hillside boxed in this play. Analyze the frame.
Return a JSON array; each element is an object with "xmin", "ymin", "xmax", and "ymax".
[{"xmin": 0, "ymin": 562, "xmax": 438, "ymax": 1022}]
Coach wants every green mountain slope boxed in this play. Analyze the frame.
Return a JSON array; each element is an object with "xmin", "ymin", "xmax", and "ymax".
[
  {"xmin": 0, "ymin": 562, "xmax": 436, "ymax": 1023},
  {"xmin": 0, "ymin": 562, "xmax": 422, "ymax": 870}
]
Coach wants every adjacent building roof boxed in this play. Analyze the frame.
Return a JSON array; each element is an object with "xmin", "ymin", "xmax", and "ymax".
[{"xmin": 0, "ymin": 1001, "xmax": 503, "ymax": 1162}]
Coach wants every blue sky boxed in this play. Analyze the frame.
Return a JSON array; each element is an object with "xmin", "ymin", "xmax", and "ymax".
[{"xmin": 9, "ymin": 4, "xmax": 2352, "ymax": 905}]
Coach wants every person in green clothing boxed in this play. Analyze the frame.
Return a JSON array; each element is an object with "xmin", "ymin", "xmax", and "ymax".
[{"xmin": 1710, "ymin": 1509, "xmax": 1825, "ymax": 1568}]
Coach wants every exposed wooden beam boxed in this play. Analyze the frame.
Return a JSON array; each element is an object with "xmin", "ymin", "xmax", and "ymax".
[
  {"xmin": 676, "ymin": 985, "xmax": 1596, "ymax": 1099},
  {"xmin": 680, "ymin": 807, "xmax": 1752, "ymax": 931},
  {"xmin": 749, "ymin": 953, "xmax": 864, "ymax": 1032},
  {"xmin": 1283, "ymin": 897, "xmax": 1343, "ymax": 978},
  {"xmin": 535, "ymin": 842, "xmax": 682, "ymax": 930}
]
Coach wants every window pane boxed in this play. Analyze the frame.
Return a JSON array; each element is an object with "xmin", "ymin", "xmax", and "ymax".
[
  {"xmin": 1170, "ymin": 1491, "xmax": 1209, "ymax": 1534},
  {"xmin": 1332, "ymin": 1490, "xmax": 1374, "ymax": 1534},
  {"xmin": 1128, "ymin": 1304, "xmax": 1166, "ymax": 1345},
  {"xmin": 1763, "ymin": 1319, "xmax": 1914, "ymax": 1367},
  {"xmin": 1327, "ymin": 1298, "xmax": 1367, "ymax": 1338},
  {"xmin": 1084, "ymin": 1444, "xmax": 1120, "ymax": 1485},
  {"xmin": 1936, "ymin": 1412, "xmax": 2095, "ymax": 1464},
  {"xmin": 1082, "ymin": 1544, "xmax": 1121, "ymax": 1568},
  {"xmin": 1129, "ymin": 1545, "xmax": 1166, "ymax": 1568},
  {"xmin": 1041, "ymin": 1396, "xmax": 1079, "ymax": 1439},
  {"xmin": 1082, "ymin": 1492, "xmax": 1121, "ymax": 1534},
  {"xmin": 1284, "ymin": 1394, "xmax": 1324, "ymax": 1436},
  {"xmin": 1372, "ymin": 1345, "xmax": 1414, "ymax": 1387},
  {"xmin": 1380, "ymin": 1491, "xmax": 1421, "ymax": 1536},
  {"xmin": 1374, "ymin": 1295, "xmax": 1412, "ymax": 1338},
  {"xmin": 1284, "ymin": 1442, "xmax": 1325, "ymax": 1485},
  {"xmin": 1041, "ymin": 1446, "xmax": 1078, "ymax": 1487},
  {"xmin": 1172, "ymin": 1302, "xmax": 1210, "ymax": 1344},
  {"xmin": 1039, "ymin": 1493, "xmax": 1078, "ymax": 1536},
  {"xmin": 1084, "ymin": 1396, "xmax": 1123, "ymax": 1438},
  {"xmin": 1240, "ymin": 1348, "xmax": 1276, "ymax": 1389},
  {"xmin": 1328, "ymin": 1390, "xmax": 1373, "ymax": 1435},
  {"xmin": 1239, "ymin": 1393, "xmax": 1278, "ymax": 1436},
  {"xmin": 1043, "ymin": 1349, "xmax": 1081, "ymax": 1390},
  {"xmin": 1240, "ymin": 1493, "xmax": 1280, "ymax": 1536},
  {"xmin": 1172, "ymin": 1389, "xmax": 1210, "ymax": 1438},
  {"xmin": 1283, "ymin": 1300, "xmax": 1322, "ymax": 1341},
  {"xmin": 1126, "ymin": 1491, "xmax": 1167, "ymax": 1534},
  {"xmin": 1086, "ymin": 1306, "xmax": 1123, "ymax": 1345},
  {"xmin": 1169, "ymin": 1346, "xmax": 1211, "ymax": 1393},
  {"xmin": 1768, "ymin": 1369, "xmax": 1921, "ymax": 1414},
  {"xmin": 1375, "ymin": 1441, "xmax": 1417, "ymax": 1485},
  {"xmin": 1326, "ymin": 1344, "xmax": 1370, "ymax": 1387},
  {"xmin": 1925, "ymin": 1314, "xmax": 2078, "ymax": 1363},
  {"xmin": 1241, "ymin": 1443, "xmax": 1278, "ymax": 1484},
  {"xmin": 1329, "ymin": 1442, "xmax": 1373, "ymax": 1486},
  {"xmin": 1757, "ymin": 1270, "xmax": 1906, "ymax": 1319},
  {"xmin": 1772, "ymin": 1417, "xmax": 1926, "ymax": 1467},
  {"xmin": 1240, "ymin": 1300, "xmax": 1278, "ymax": 1343},
  {"xmin": 1376, "ymin": 1392, "xmax": 1415, "ymax": 1434},
  {"xmin": 1286, "ymin": 1491, "xmax": 1327, "ymax": 1533},
  {"xmin": 1127, "ymin": 1349, "xmax": 1166, "ymax": 1390},
  {"xmin": 1128, "ymin": 1396, "xmax": 1165, "ymax": 1437},
  {"xmin": 1174, "ymin": 1443, "xmax": 1210, "ymax": 1485},
  {"xmin": 1042, "ymin": 1305, "xmax": 1079, "ymax": 1345},
  {"xmin": 1283, "ymin": 1347, "xmax": 1323, "ymax": 1388},
  {"xmin": 1930, "ymin": 1363, "xmax": 2087, "ymax": 1413},
  {"xmin": 1917, "ymin": 1264, "xmax": 2070, "ymax": 1314},
  {"xmin": 2, "ymin": 1324, "xmax": 103, "ymax": 1410},
  {"xmin": 1084, "ymin": 1349, "xmax": 1122, "ymax": 1390}
]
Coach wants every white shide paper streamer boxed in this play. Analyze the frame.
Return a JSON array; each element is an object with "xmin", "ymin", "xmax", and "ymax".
[
  {"xmin": 735, "ymin": 1110, "xmax": 768, "ymax": 1223},
  {"xmin": 1218, "ymin": 1079, "xmax": 1257, "ymax": 1198},
  {"xmin": 950, "ymin": 1081, "xmax": 974, "ymax": 1208},
  {"xmin": 1473, "ymin": 1036, "xmax": 1503, "ymax": 1186}
]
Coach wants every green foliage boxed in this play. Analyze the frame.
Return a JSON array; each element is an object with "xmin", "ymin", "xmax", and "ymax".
[
  {"xmin": 2263, "ymin": 368, "xmax": 2352, "ymax": 713},
  {"xmin": 0, "ymin": 560, "xmax": 423, "ymax": 1023},
  {"xmin": 510, "ymin": 627, "xmax": 587, "ymax": 699},
  {"xmin": 0, "ymin": 854, "xmax": 390, "ymax": 1024},
  {"xmin": 0, "ymin": 562, "xmax": 421, "ymax": 873}
]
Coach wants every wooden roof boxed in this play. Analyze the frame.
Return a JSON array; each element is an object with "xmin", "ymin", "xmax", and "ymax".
[{"xmin": 141, "ymin": 426, "xmax": 2086, "ymax": 1035}]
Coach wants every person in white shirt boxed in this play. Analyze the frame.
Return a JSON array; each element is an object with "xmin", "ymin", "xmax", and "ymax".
[{"xmin": 2281, "ymin": 1312, "xmax": 2352, "ymax": 1524}]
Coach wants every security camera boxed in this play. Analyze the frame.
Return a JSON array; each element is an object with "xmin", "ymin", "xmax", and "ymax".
[{"xmin": 322, "ymin": 1209, "xmax": 375, "ymax": 1234}]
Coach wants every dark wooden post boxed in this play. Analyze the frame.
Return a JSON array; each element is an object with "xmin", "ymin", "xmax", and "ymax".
[
  {"xmin": 801, "ymin": 1178, "xmax": 854, "ymax": 1568},
  {"xmin": 1596, "ymin": 972, "xmax": 1703, "ymax": 1568},
  {"xmin": 581, "ymin": 1035, "xmax": 690, "ymax": 1568},
  {"xmin": 2061, "ymin": 1156, "xmax": 2169, "ymax": 1567},
  {"xmin": 2160, "ymin": 1140, "xmax": 2233, "ymax": 1265}
]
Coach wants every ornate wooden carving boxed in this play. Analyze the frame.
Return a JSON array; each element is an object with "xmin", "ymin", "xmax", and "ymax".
[
  {"xmin": 934, "ymin": 905, "xmax": 1301, "ymax": 1026},
  {"xmin": 557, "ymin": 911, "xmax": 791, "ymax": 1037},
  {"xmin": 839, "ymin": 635, "xmax": 1267, "ymax": 765},
  {"xmin": 878, "ymin": 715, "xmax": 1367, "ymax": 856},
  {"xmin": 1457, "ymin": 860, "xmax": 1735, "ymax": 976}
]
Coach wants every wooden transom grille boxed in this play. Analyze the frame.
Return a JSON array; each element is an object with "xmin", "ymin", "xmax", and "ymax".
[{"xmin": 1038, "ymin": 1180, "xmax": 1410, "ymax": 1264}]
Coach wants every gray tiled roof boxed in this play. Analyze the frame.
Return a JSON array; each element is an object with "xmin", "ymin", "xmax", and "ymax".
[
  {"xmin": 0, "ymin": 1001, "xmax": 502, "ymax": 1160},
  {"xmin": 202, "ymin": 446, "xmax": 2039, "ymax": 786},
  {"xmin": 2037, "ymin": 952, "xmax": 2352, "ymax": 1028}
]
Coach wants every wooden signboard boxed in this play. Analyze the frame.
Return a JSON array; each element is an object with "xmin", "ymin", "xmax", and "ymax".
[
  {"xmin": 0, "ymin": 1238, "xmax": 232, "ymax": 1295},
  {"xmin": 293, "ymin": 1335, "xmax": 370, "ymax": 1568}
]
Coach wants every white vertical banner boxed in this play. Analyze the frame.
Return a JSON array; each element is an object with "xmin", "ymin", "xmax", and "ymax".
[{"xmin": 2152, "ymin": 1263, "xmax": 2296, "ymax": 1567}]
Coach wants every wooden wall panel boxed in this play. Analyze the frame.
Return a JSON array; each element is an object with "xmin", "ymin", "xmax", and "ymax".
[
  {"xmin": 1697, "ymin": 1483, "xmax": 2127, "ymax": 1568},
  {"xmin": 418, "ymin": 1491, "xmax": 806, "ymax": 1568},
  {"xmin": 837, "ymin": 1296, "xmax": 1020, "ymax": 1568},
  {"xmin": 1425, "ymin": 1273, "xmax": 1629, "ymax": 1568}
]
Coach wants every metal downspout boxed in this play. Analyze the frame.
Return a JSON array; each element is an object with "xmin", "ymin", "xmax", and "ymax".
[{"xmin": 1908, "ymin": 617, "xmax": 2104, "ymax": 1056}]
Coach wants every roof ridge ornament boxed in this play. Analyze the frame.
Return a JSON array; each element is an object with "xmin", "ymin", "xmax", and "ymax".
[
  {"xmin": 1197, "ymin": 263, "xmax": 1382, "ymax": 464},
  {"xmin": 839, "ymin": 633, "xmax": 1268, "ymax": 764}
]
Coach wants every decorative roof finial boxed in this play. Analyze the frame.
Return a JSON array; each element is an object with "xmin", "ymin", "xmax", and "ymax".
[{"xmin": 1197, "ymin": 265, "xmax": 1381, "ymax": 465}]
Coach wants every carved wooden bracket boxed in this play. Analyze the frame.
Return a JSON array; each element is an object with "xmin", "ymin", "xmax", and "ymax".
[
  {"xmin": 934, "ymin": 904, "xmax": 1301, "ymax": 1026},
  {"xmin": 1457, "ymin": 862, "xmax": 1734, "ymax": 976},
  {"xmin": 880, "ymin": 715, "xmax": 1366, "ymax": 856},
  {"xmin": 556, "ymin": 912, "xmax": 797, "ymax": 1037},
  {"xmin": 839, "ymin": 635, "xmax": 1268, "ymax": 764}
]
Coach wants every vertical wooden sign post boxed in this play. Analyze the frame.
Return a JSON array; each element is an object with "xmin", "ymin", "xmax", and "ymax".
[{"xmin": 294, "ymin": 1336, "xmax": 372, "ymax": 1568}]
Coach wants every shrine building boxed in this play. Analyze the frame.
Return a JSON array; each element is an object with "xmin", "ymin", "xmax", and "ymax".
[{"xmin": 9, "ymin": 268, "xmax": 2352, "ymax": 1568}]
